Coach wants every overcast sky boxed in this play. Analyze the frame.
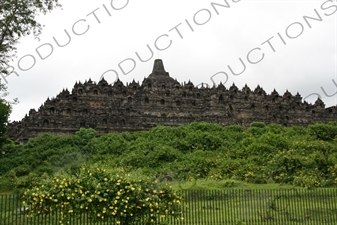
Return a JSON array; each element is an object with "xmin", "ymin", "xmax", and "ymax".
[{"xmin": 3, "ymin": 0, "xmax": 337, "ymax": 122}]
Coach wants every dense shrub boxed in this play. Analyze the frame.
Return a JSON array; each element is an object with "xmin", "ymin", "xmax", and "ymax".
[
  {"xmin": 23, "ymin": 168, "xmax": 183, "ymax": 225},
  {"xmin": 223, "ymin": 124, "xmax": 244, "ymax": 133},
  {"xmin": 266, "ymin": 150, "xmax": 303, "ymax": 183},
  {"xmin": 309, "ymin": 123, "xmax": 337, "ymax": 141},
  {"xmin": 119, "ymin": 145, "xmax": 181, "ymax": 169},
  {"xmin": 2, "ymin": 122, "xmax": 337, "ymax": 191},
  {"xmin": 250, "ymin": 122, "xmax": 266, "ymax": 128},
  {"xmin": 73, "ymin": 128, "xmax": 97, "ymax": 146},
  {"xmin": 85, "ymin": 133, "xmax": 129, "ymax": 154}
]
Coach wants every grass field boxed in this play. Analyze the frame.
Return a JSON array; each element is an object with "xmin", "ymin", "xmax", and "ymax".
[{"xmin": 180, "ymin": 189, "xmax": 337, "ymax": 225}]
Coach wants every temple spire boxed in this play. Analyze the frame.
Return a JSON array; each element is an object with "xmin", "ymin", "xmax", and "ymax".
[{"xmin": 152, "ymin": 59, "xmax": 167, "ymax": 75}]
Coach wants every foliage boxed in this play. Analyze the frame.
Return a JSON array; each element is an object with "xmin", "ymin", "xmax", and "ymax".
[
  {"xmin": 250, "ymin": 122, "xmax": 266, "ymax": 128},
  {"xmin": 0, "ymin": 0, "xmax": 61, "ymax": 75},
  {"xmin": 2, "ymin": 122, "xmax": 337, "ymax": 193},
  {"xmin": 308, "ymin": 123, "xmax": 337, "ymax": 141},
  {"xmin": 73, "ymin": 128, "xmax": 97, "ymax": 147},
  {"xmin": 0, "ymin": 97, "xmax": 10, "ymax": 147},
  {"xmin": 0, "ymin": 76, "xmax": 17, "ymax": 148},
  {"xmin": 0, "ymin": 0, "xmax": 60, "ymax": 147},
  {"xmin": 23, "ymin": 167, "xmax": 183, "ymax": 225}
]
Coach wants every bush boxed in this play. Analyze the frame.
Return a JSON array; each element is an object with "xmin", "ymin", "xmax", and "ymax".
[
  {"xmin": 250, "ymin": 122, "xmax": 266, "ymax": 128},
  {"xmin": 4, "ymin": 121, "xmax": 337, "ymax": 189},
  {"xmin": 266, "ymin": 150, "xmax": 303, "ymax": 183},
  {"xmin": 23, "ymin": 167, "xmax": 183, "ymax": 225},
  {"xmin": 185, "ymin": 130, "xmax": 223, "ymax": 151},
  {"xmin": 84, "ymin": 133, "xmax": 129, "ymax": 154},
  {"xmin": 15, "ymin": 165, "xmax": 31, "ymax": 176},
  {"xmin": 5, "ymin": 170, "xmax": 17, "ymax": 186},
  {"xmin": 223, "ymin": 124, "xmax": 244, "ymax": 133},
  {"xmin": 185, "ymin": 122, "xmax": 224, "ymax": 133},
  {"xmin": 309, "ymin": 123, "xmax": 337, "ymax": 141},
  {"xmin": 120, "ymin": 145, "xmax": 182, "ymax": 168},
  {"xmin": 258, "ymin": 132, "xmax": 289, "ymax": 150},
  {"xmin": 74, "ymin": 128, "xmax": 97, "ymax": 146},
  {"xmin": 246, "ymin": 127, "xmax": 266, "ymax": 137}
]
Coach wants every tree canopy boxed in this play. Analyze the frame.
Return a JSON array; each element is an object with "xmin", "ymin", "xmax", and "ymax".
[
  {"xmin": 0, "ymin": 0, "xmax": 61, "ymax": 146},
  {"xmin": 0, "ymin": 79, "xmax": 12, "ymax": 148},
  {"xmin": 0, "ymin": 96, "xmax": 10, "ymax": 147},
  {"xmin": 0, "ymin": 0, "xmax": 61, "ymax": 75}
]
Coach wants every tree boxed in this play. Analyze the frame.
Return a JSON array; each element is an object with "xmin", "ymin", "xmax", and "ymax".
[
  {"xmin": 0, "ymin": 98, "xmax": 10, "ymax": 147},
  {"xmin": 0, "ymin": 0, "xmax": 61, "ymax": 76},
  {"xmin": 0, "ymin": 0, "xmax": 60, "ymax": 143},
  {"xmin": 0, "ymin": 79, "xmax": 12, "ymax": 147}
]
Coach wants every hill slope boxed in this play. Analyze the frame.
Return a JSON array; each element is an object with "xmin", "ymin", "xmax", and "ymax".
[{"xmin": 2, "ymin": 121, "xmax": 337, "ymax": 192}]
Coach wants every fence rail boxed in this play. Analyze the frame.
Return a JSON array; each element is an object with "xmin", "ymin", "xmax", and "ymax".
[{"xmin": 1, "ymin": 189, "xmax": 337, "ymax": 224}]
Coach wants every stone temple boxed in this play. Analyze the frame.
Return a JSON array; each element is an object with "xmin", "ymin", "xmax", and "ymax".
[{"xmin": 7, "ymin": 59, "xmax": 337, "ymax": 143}]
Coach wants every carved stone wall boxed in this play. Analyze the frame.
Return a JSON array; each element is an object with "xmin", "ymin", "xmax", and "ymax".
[{"xmin": 7, "ymin": 59, "xmax": 337, "ymax": 143}]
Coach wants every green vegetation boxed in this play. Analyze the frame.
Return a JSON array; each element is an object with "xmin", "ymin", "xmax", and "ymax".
[
  {"xmin": 23, "ymin": 167, "xmax": 182, "ymax": 225},
  {"xmin": 0, "ymin": 0, "xmax": 61, "ymax": 76},
  {"xmin": 1, "ymin": 122, "xmax": 337, "ymax": 193},
  {"xmin": 0, "ymin": 78, "xmax": 16, "ymax": 149},
  {"xmin": 2, "ymin": 189, "xmax": 337, "ymax": 225}
]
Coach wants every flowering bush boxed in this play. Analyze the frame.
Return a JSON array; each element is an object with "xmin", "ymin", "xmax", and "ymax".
[{"xmin": 23, "ymin": 167, "xmax": 183, "ymax": 224}]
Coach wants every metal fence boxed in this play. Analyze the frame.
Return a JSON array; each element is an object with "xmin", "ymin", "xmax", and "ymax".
[{"xmin": 1, "ymin": 189, "xmax": 337, "ymax": 225}]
